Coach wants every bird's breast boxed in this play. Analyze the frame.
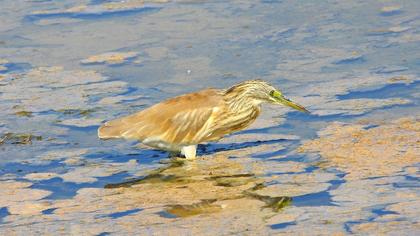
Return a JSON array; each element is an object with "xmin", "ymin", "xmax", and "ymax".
[{"xmin": 205, "ymin": 105, "xmax": 261, "ymax": 141}]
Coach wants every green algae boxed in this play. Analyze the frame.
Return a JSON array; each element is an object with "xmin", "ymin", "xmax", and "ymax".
[
  {"xmin": 164, "ymin": 199, "xmax": 222, "ymax": 218},
  {"xmin": 58, "ymin": 108, "xmax": 96, "ymax": 117},
  {"xmin": 14, "ymin": 111, "xmax": 33, "ymax": 117},
  {"xmin": 207, "ymin": 173, "xmax": 256, "ymax": 187},
  {"xmin": 0, "ymin": 133, "xmax": 42, "ymax": 145},
  {"xmin": 250, "ymin": 194, "xmax": 292, "ymax": 212},
  {"xmin": 244, "ymin": 183, "xmax": 292, "ymax": 212}
]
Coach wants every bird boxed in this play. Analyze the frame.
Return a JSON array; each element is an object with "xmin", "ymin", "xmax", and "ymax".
[{"xmin": 98, "ymin": 80, "xmax": 309, "ymax": 160}]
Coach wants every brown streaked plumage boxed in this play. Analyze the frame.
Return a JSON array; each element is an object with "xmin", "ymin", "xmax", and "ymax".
[{"xmin": 98, "ymin": 80, "xmax": 309, "ymax": 159}]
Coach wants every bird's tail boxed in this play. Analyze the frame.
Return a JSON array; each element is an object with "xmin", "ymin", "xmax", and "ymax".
[{"xmin": 98, "ymin": 118, "xmax": 126, "ymax": 139}]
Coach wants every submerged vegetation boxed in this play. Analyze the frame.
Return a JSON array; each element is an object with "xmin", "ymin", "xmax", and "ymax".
[{"xmin": 0, "ymin": 133, "xmax": 42, "ymax": 145}]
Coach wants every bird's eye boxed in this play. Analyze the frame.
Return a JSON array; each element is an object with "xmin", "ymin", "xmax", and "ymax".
[{"xmin": 270, "ymin": 90, "xmax": 282, "ymax": 97}]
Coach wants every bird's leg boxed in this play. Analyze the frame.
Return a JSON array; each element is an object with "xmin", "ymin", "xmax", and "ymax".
[
  {"xmin": 168, "ymin": 151, "xmax": 181, "ymax": 158},
  {"xmin": 181, "ymin": 145, "xmax": 197, "ymax": 160}
]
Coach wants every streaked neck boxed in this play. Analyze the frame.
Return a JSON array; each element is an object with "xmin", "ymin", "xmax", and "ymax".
[{"xmin": 223, "ymin": 90, "xmax": 261, "ymax": 112}]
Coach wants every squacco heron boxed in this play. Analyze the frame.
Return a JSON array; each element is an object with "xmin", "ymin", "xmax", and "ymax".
[{"xmin": 98, "ymin": 80, "xmax": 309, "ymax": 159}]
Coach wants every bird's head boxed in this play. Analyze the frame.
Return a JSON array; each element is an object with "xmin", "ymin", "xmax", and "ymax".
[{"xmin": 225, "ymin": 80, "xmax": 309, "ymax": 113}]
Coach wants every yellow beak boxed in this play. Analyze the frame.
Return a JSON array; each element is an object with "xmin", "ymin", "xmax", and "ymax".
[{"xmin": 272, "ymin": 91, "xmax": 310, "ymax": 113}]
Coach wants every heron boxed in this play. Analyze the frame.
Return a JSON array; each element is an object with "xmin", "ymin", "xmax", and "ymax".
[{"xmin": 98, "ymin": 80, "xmax": 309, "ymax": 160}]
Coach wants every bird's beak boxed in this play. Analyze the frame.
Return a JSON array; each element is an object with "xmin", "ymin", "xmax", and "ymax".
[{"xmin": 272, "ymin": 91, "xmax": 310, "ymax": 113}]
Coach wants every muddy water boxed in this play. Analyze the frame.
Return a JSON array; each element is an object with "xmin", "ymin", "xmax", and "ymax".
[{"xmin": 0, "ymin": 0, "xmax": 419, "ymax": 235}]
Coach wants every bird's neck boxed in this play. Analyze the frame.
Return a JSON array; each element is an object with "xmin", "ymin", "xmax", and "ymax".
[
  {"xmin": 217, "ymin": 92, "xmax": 261, "ymax": 134},
  {"xmin": 223, "ymin": 91, "xmax": 261, "ymax": 113}
]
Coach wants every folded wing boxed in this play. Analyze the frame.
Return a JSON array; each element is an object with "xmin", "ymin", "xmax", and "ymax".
[{"xmin": 98, "ymin": 88, "xmax": 223, "ymax": 147}]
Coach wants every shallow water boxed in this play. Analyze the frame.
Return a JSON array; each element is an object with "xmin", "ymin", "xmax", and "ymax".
[{"xmin": 0, "ymin": 0, "xmax": 419, "ymax": 235}]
